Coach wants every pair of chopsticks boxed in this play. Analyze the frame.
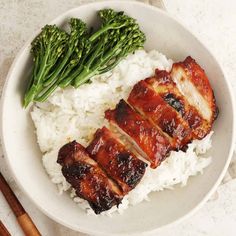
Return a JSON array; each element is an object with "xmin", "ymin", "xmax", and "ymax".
[{"xmin": 0, "ymin": 172, "xmax": 41, "ymax": 236}]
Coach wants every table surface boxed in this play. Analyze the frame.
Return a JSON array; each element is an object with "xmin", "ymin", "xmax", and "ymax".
[{"xmin": 1, "ymin": 0, "xmax": 236, "ymax": 235}]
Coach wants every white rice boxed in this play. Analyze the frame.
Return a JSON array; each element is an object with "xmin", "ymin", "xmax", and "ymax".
[{"xmin": 31, "ymin": 50, "xmax": 213, "ymax": 216}]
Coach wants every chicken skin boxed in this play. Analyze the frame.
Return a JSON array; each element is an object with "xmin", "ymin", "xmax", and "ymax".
[
  {"xmin": 145, "ymin": 69, "xmax": 211, "ymax": 139},
  {"xmin": 87, "ymin": 126, "xmax": 147, "ymax": 194},
  {"xmin": 170, "ymin": 56, "xmax": 218, "ymax": 125},
  {"xmin": 57, "ymin": 141, "xmax": 123, "ymax": 214},
  {"xmin": 105, "ymin": 100, "xmax": 171, "ymax": 168},
  {"xmin": 128, "ymin": 80, "xmax": 192, "ymax": 150}
]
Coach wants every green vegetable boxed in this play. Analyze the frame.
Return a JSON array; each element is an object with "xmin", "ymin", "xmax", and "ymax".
[
  {"xmin": 23, "ymin": 25, "xmax": 68, "ymax": 107},
  {"xmin": 63, "ymin": 9, "xmax": 146, "ymax": 88},
  {"xmin": 35, "ymin": 18, "xmax": 88, "ymax": 102},
  {"xmin": 23, "ymin": 9, "xmax": 145, "ymax": 107}
]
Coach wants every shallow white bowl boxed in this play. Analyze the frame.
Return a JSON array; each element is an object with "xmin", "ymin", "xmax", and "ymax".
[{"xmin": 1, "ymin": 1, "xmax": 235, "ymax": 235}]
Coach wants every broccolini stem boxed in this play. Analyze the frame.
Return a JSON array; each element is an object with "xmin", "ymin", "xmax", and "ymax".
[
  {"xmin": 23, "ymin": 84, "xmax": 38, "ymax": 108},
  {"xmin": 43, "ymin": 48, "xmax": 73, "ymax": 87},
  {"xmin": 73, "ymin": 69, "xmax": 97, "ymax": 88},
  {"xmin": 23, "ymin": 48, "xmax": 51, "ymax": 107},
  {"xmin": 59, "ymin": 66, "xmax": 83, "ymax": 88},
  {"xmin": 25, "ymin": 56, "xmax": 39, "ymax": 94},
  {"xmin": 35, "ymin": 81, "xmax": 58, "ymax": 102},
  {"xmin": 74, "ymin": 46, "xmax": 121, "ymax": 88},
  {"xmin": 89, "ymin": 23, "xmax": 125, "ymax": 42}
]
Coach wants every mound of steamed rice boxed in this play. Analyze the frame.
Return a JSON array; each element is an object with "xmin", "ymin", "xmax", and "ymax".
[{"xmin": 31, "ymin": 50, "xmax": 213, "ymax": 216}]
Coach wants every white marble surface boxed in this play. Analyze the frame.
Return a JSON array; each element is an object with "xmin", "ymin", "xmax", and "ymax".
[{"xmin": 1, "ymin": 0, "xmax": 236, "ymax": 235}]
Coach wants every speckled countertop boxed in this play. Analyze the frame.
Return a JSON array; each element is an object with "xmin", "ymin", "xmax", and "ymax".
[{"xmin": 1, "ymin": 0, "xmax": 236, "ymax": 235}]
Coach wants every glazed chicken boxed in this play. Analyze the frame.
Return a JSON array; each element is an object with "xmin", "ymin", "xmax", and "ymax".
[
  {"xmin": 57, "ymin": 141, "xmax": 123, "ymax": 214},
  {"xmin": 145, "ymin": 69, "xmax": 211, "ymax": 139},
  {"xmin": 58, "ymin": 56, "xmax": 218, "ymax": 214},
  {"xmin": 105, "ymin": 99, "xmax": 171, "ymax": 168},
  {"xmin": 87, "ymin": 126, "xmax": 147, "ymax": 194},
  {"xmin": 170, "ymin": 56, "xmax": 218, "ymax": 125},
  {"xmin": 128, "ymin": 80, "xmax": 192, "ymax": 150}
]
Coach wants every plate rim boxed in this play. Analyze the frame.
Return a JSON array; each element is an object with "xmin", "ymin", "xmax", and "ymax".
[{"xmin": 1, "ymin": 1, "xmax": 235, "ymax": 235}]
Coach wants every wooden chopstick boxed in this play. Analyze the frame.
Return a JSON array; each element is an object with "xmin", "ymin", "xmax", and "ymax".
[
  {"xmin": 0, "ymin": 220, "xmax": 11, "ymax": 236},
  {"xmin": 0, "ymin": 172, "xmax": 41, "ymax": 236}
]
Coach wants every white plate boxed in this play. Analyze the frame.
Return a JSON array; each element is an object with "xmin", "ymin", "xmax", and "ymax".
[{"xmin": 1, "ymin": 1, "xmax": 235, "ymax": 235}]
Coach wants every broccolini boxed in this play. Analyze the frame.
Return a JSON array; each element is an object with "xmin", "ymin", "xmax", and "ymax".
[{"xmin": 23, "ymin": 9, "xmax": 146, "ymax": 107}]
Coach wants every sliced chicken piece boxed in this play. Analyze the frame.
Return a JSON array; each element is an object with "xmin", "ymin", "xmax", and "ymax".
[
  {"xmin": 87, "ymin": 126, "xmax": 147, "ymax": 194},
  {"xmin": 105, "ymin": 99, "xmax": 171, "ymax": 168},
  {"xmin": 145, "ymin": 69, "xmax": 211, "ymax": 139},
  {"xmin": 170, "ymin": 56, "xmax": 218, "ymax": 125},
  {"xmin": 57, "ymin": 141, "xmax": 122, "ymax": 214},
  {"xmin": 128, "ymin": 80, "xmax": 192, "ymax": 150}
]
